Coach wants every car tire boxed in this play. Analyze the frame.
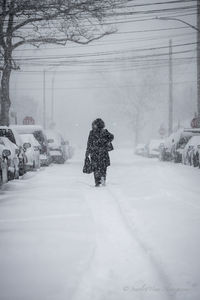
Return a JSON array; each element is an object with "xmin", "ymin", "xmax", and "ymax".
[
  {"xmin": 193, "ymin": 156, "xmax": 196, "ymax": 167},
  {"xmin": 0, "ymin": 170, "xmax": 2, "ymax": 185},
  {"xmin": 19, "ymin": 166, "xmax": 24, "ymax": 176},
  {"xmin": 193, "ymin": 154, "xmax": 198, "ymax": 167},
  {"xmin": 174, "ymin": 153, "xmax": 180, "ymax": 163},
  {"xmin": 59, "ymin": 157, "xmax": 65, "ymax": 164},
  {"xmin": 32, "ymin": 161, "xmax": 36, "ymax": 171},
  {"xmin": 196, "ymin": 153, "xmax": 200, "ymax": 168},
  {"xmin": 20, "ymin": 161, "xmax": 27, "ymax": 176},
  {"xmin": 8, "ymin": 171, "xmax": 14, "ymax": 181}
]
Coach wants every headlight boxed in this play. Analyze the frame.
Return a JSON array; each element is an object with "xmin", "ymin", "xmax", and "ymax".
[{"xmin": 3, "ymin": 149, "xmax": 11, "ymax": 157}]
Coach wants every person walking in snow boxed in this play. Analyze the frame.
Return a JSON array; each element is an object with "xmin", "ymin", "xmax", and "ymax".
[{"xmin": 84, "ymin": 118, "xmax": 114, "ymax": 187}]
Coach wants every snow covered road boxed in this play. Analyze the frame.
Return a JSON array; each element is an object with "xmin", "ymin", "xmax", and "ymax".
[{"xmin": 0, "ymin": 149, "xmax": 200, "ymax": 300}]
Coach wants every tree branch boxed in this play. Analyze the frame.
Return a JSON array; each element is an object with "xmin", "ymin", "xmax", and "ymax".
[{"xmin": 12, "ymin": 29, "xmax": 115, "ymax": 49}]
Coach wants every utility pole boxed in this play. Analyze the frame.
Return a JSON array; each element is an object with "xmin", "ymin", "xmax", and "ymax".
[
  {"xmin": 43, "ymin": 69, "xmax": 46, "ymax": 129},
  {"xmin": 168, "ymin": 39, "xmax": 173, "ymax": 135},
  {"xmin": 197, "ymin": 0, "xmax": 200, "ymax": 116},
  {"xmin": 134, "ymin": 109, "xmax": 140, "ymax": 146},
  {"xmin": 157, "ymin": 15, "xmax": 200, "ymax": 117},
  {"xmin": 51, "ymin": 76, "xmax": 55, "ymax": 123}
]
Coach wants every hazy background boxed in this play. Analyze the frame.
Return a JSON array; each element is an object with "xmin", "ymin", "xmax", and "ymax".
[{"xmin": 9, "ymin": 0, "xmax": 197, "ymax": 148}]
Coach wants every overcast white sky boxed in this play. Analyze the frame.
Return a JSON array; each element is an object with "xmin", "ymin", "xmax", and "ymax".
[{"xmin": 10, "ymin": 0, "xmax": 197, "ymax": 147}]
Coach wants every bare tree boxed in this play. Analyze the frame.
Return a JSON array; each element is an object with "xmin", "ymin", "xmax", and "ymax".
[
  {"xmin": 117, "ymin": 75, "xmax": 157, "ymax": 146},
  {"xmin": 0, "ymin": 0, "xmax": 122, "ymax": 125}
]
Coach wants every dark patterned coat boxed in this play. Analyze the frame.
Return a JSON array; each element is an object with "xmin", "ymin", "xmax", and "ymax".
[{"xmin": 86, "ymin": 129, "xmax": 114, "ymax": 171}]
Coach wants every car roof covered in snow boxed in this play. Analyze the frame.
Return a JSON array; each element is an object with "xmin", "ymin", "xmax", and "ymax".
[
  {"xmin": 164, "ymin": 128, "xmax": 200, "ymax": 147},
  {"xmin": 10, "ymin": 125, "xmax": 44, "ymax": 134}
]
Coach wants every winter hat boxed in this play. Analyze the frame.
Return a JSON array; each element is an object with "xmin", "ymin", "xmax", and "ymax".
[{"xmin": 92, "ymin": 118, "xmax": 105, "ymax": 130}]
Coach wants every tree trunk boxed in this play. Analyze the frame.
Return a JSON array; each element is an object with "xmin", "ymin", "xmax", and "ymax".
[{"xmin": 0, "ymin": 66, "xmax": 11, "ymax": 126}]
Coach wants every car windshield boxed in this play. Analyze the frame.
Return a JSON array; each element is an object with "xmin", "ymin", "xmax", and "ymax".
[
  {"xmin": 33, "ymin": 131, "xmax": 45, "ymax": 145},
  {"xmin": 177, "ymin": 136, "xmax": 190, "ymax": 149},
  {"xmin": 0, "ymin": 129, "xmax": 16, "ymax": 144}
]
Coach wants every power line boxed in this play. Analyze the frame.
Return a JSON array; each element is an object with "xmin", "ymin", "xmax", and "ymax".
[
  {"xmin": 12, "ymin": 41, "xmax": 197, "ymax": 62},
  {"xmin": 16, "ymin": 56, "xmax": 196, "ymax": 72},
  {"xmin": 14, "ymin": 48, "xmax": 196, "ymax": 67},
  {"xmin": 1, "ymin": 6, "xmax": 196, "ymax": 28},
  {"xmin": 119, "ymin": 0, "xmax": 196, "ymax": 8},
  {"xmin": 12, "ymin": 56, "xmax": 196, "ymax": 73}
]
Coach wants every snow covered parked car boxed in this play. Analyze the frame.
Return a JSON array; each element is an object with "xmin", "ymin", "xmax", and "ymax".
[
  {"xmin": 182, "ymin": 135, "xmax": 200, "ymax": 167},
  {"xmin": 160, "ymin": 128, "xmax": 200, "ymax": 163},
  {"xmin": 147, "ymin": 139, "xmax": 164, "ymax": 158},
  {"xmin": 20, "ymin": 134, "xmax": 41, "ymax": 171},
  {"xmin": 135, "ymin": 144, "xmax": 147, "ymax": 156},
  {"xmin": 46, "ymin": 130, "xmax": 68, "ymax": 164},
  {"xmin": 0, "ymin": 139, "xmax": 10, "ymax": 185},
  {"xmin": 0, "ymin": 137, "xmax": 20, "ymax": 180},
  {"xmin": 0, "ymin": 127, "xmax": 26, "ymax": 176},
  {"xmin": 11, "ymin": 125, "xmax": 51, "ymax": 166}
]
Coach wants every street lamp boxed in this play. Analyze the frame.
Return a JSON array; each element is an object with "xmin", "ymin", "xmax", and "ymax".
[
  {"xmin": 156, "ymin": 15, "xmax": 200, "ymax": 117},
  {"xmin": 156, "ymin": 16, "xmax": 200, "ymax": 32},
  {"xmin": 51, "ymin": 69, "xmax": 57, "ymax": 125},
  {"xmin": 43, "ymin": 69, "xmax": 46, "ymax": 129},
  {"xmin": 43, "ymin": 65, "xmax": 59, "ymax": 129}
]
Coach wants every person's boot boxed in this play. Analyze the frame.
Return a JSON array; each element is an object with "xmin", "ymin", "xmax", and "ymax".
[
  {"xmin": 95, "ymin": 177, "xmax": 101, "ymax": 187},
  {"xmin": 101, "ymin": 177, "xmax": 106, "ymax": 186},
  {"xmin": 95, "ymin": 180, "xmax": 101, "ymax": 187}
]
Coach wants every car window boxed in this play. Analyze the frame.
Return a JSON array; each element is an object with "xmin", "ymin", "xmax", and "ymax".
[
  {"xmin": 33, "ymin": 131, "xmax": 45, "ymax": 145},
  {"xmin": 0, "ymin": 129, "xmax": 16, "ymax": 144}
]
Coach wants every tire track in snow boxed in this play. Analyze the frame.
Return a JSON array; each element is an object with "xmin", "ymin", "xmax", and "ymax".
[
  {"xmin": 107, "ymin": 186, "xmax": 176, "ymax": 300},
  {"xmin": 72, "ymin": 184, "xmax": 172, "ymax": 300}
]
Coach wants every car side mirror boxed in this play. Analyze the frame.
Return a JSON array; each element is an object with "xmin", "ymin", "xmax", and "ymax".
[
  {"xmin": 2, "ymin": 149, "xmax": 11, "ymax": 157},
  {"xmin": 23, "ymin": 142, "xmax": 31, "ymax": 149}
]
